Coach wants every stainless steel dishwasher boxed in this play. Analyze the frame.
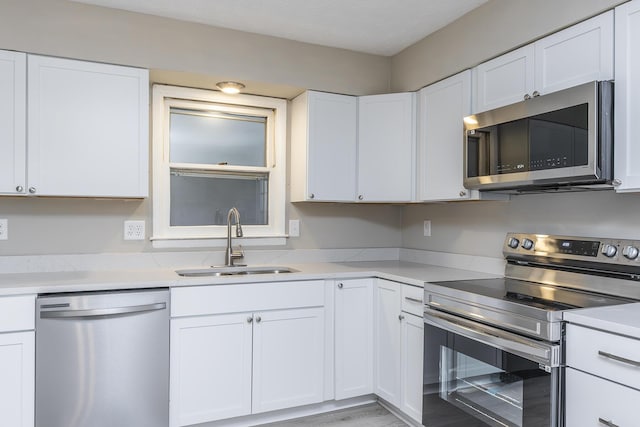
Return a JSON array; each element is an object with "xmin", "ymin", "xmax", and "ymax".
[{"xmin": 35, "ymin": 288, "xmax": 170, "ymax": 427}]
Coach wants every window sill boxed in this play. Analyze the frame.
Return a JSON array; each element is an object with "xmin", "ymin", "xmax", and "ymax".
[{"xmin": 150, "ymin": 236, "xmax": 288, "ymax": 249}]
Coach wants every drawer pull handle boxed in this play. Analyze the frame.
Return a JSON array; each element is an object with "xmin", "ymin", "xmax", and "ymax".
[
  {"xmin": 598, "ymin": 350, "xmax": 640, "ymax": 368},
  {"xmin": 599, "ymin": 418, "xmax": 620, "ymax": 427},
  {"xmin": 404, "ymin": 296, "xmax": 422, "ymax": 304}
]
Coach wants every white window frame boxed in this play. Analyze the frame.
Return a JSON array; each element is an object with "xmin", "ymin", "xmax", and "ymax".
[{"xmin": 151, "ymin": 84, "xmax": 287, "ymax": 248}]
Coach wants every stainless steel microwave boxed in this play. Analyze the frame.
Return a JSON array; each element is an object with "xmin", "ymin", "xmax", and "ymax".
[{"xmin": 463, "ymin": 81, "xmax": 613, "ymax": 192}]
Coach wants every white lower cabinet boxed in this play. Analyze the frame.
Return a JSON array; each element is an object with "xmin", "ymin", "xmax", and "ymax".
[
  {"xmin": 400, "ymin": 313, "xmax": 424, "ymax": 423},
  {"xmin": 170, "ymin": 282, "xmax": 326, "ymax": 427},
  {"xmin": 0, "ymin": 331, "xmax": 35, "ymax": 427},
  {"xmin": 252, "ymin": 307, "xmax": 325, "ymax": 413},
  {"xmin": 565, "ymin": 368, "xmax": 639, "ymax": 427},
  {"xmin": 0, "ymin": 294, "xmax": 35, "ymax": 427},
  {"xmin": 374, "ymin": 279, "xmax": 402, "ymax": 406},
  {"xmin": 334, "ymin": 278, "xmax": 374, "ymax": 399},
  {"xmin": 565, "ymin": 322, "xmax": 640, "ymax": 427},
  {"xmin": 170, "ymin": 313, "xmax": 253, "ymax": 426}
]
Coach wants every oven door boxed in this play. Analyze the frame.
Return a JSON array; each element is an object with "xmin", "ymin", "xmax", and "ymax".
[{"xmin": 423, "ymin": 309, "xmax": 562, "ymax": 427}]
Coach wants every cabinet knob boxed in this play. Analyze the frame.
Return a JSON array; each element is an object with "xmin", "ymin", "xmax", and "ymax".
[
  {"xmin": 613, "ymin": 178, "xmax": 622, "ymax": 186},
  {"xmin": 358, "ymin": 195, "xmax": 363, "ymax": 200},
  {"xmin": 309, "ymin": 193, "xmax": 315, "ymax": 199},
  {"xmin": 398, "ymin": 314, "xmax": 405, "ymax": 321},
  {"xmin": 523, "ymin": 94, "xmax": 532, "ymax": 100},
  {"xmin": 337, "ymin": 283, "xmax": 343, "ymax": 289},
  {"xmin": 15, "ymin": 185, "xmax": 23, "ymax": 193},
  {"xmin": 28, "ymin": 187, "xmax": 36, "ymax": 194},
  {"xmin": 255, "ymin": 315, "xmax": 262, "ymax": 323},
  {"xmin": 532, "ymin": 91, "xmax": 540, "ymax": 97},
  {"xmin": 459, "ymin": 190, "xmax": 467, "ymax": 197},
  {"xmin": 247, "ymin": 316, "xmax": 253, "ymax": 324}
]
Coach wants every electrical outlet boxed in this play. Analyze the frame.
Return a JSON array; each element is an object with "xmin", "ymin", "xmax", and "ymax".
[
  {"xmin": 124, "ymin": 220, "xmax": 145, "ymax": 241},
  {"xmin": 289, "ymin": 219, "xmax": 300, "ymax": 237},
  {"xmin": 423, "ymin": 220, "xmax": 432, "ymax": 237},
  {"xmin": 0, "ymin": 219, "xmax": 7, "ymax": 240}
]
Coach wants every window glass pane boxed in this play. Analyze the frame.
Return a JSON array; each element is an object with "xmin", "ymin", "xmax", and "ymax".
[
  {"xmin": 170, "ymin": 170, "xmax": 268, "ymax": 226},
  {"xmin": 170, "ymin": 108, "xmax": 266, "ymax": 166}
]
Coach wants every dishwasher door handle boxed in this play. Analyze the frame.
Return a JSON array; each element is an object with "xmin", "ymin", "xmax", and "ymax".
[{"xmin": 40, "ymin": 302, "xmax": 167, "ymax": 319}]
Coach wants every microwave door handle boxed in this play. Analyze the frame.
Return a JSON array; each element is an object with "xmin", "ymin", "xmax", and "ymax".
[{"xmin": 423, "ymin": 308, "xmax": 559, "ymax": 368}]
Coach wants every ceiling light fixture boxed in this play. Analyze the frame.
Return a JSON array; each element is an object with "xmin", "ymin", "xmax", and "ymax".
[{"xmin": 216, "ymin": 81, "xmax": 246, "ymax": 94}]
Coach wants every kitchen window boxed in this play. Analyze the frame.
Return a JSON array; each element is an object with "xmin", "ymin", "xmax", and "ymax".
[{"xmin": 151, "ymin": 85, "xmax": 286, "ymax": 247}]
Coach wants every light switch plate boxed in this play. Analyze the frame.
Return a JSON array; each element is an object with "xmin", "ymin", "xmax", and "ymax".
[
  {"xmin": 289, "ymin": 219, "xmax": 300, "ymax": 237},
  {"xmin": 0, "ymin": 219, "xmax": 7, "ymax": 240},
  {"xmin": 423, "ymin": 220, "xmax": 431, "ymax": 237}
]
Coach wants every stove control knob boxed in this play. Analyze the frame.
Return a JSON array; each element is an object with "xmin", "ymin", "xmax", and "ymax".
[
  {"xmin": 507, "ymin": 237, "xmax": 520, "ymax": 249},
  {"xmin": 602, "ymin": 244, "xmax": 618, "ymax": 258},
  {"xmin": 521, "ymin": 238, "xmax": 534, "ymax": 250},
  {"xmin": 623, "ymin": 245, "xmax": 639, "ymax": 260}
]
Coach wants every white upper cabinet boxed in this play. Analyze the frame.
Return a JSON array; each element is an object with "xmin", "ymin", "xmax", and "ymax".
[
  {"xmin": 418, "ymin": 70, "xmax": 478, "ymax": 202},
  {"xmin": 291, "ymin": 90, "xmax": 357, "ymax": 202},
  {"xmin": 291, "ymin": 90, "xmax": 416, "ymax": 203},
  {"xmin": 27, "ymin": 55, "xmax": 149, "ymax": 197},
  {"xmin": 614, "ymin": 0, "xmax": 640, "ymax": 192},
  {"xmin": 357, "ymin": 93, "xmax": 415, "ymax": 202},
  {"xmin": 535, "ymin": 11, "xmax": 613, "ymax": 96},
  {"xmin": 0, "ymin": 50, "xmax": 26, "ymax": 195},
  {"xmin": 473, "ymin": 11, "xmax": 613, "ymax": 113},
  {"xmin": 473, "ymin": 44, "xmax": 535, "ymax": 113}
]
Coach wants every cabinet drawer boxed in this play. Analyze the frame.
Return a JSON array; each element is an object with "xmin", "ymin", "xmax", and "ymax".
[
  {"xmin": 171, "ymin": 281, "xmax": 325, "ymax": 317},
  {"xmin": 0, "ymin": 295, "xmax": 35, "ymax": 332},
  {"xmin": 401, "ymin": 284, "xmax": 423, "ymax": 317},
  {"xmin": 566, "ymin": 324, "xmax": 640, "ymax": 389},
  {"xmin": 565, "ymin": 367, "xmax": 640, "ymax": 427}
]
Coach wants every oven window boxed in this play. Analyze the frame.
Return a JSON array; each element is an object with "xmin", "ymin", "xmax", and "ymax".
[
  {"xmin": 440, "ymin": 347, "xmax": 524, "ymax": 426},
  {"xmin": 423, "ymin": 323, "xmax": 555, "ymax": 427}
]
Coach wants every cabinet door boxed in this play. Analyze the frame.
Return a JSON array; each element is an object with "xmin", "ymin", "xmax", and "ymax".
[
  {"xmin": 374, "ymin": 279, "xmax": 402, "ymax": 406},
  {"xmin": 0, "ymin": 331, "xmax": 34, "ymax": 427},
  {"xmin": 0, "ymin": 50, "xmax": 26, "ymax": 195},
  {"xmin": 473, "ymin": 44, "xmax": 535, "ymax": 113},
  {"xmin": 565, "ymin": 368, "xmax": 639, "ymax": 427},
  {"xmin": 27, "ymin": 55, "xmax": 149, "ymax": 197},
  {"xmin": 401, "ymin": 313, "xmax": 424, "ymax": 423},
  {"xmin": 614, "ymin": 0, "xmax": 640, "ymax": 192},
  {"xmin": 252, "ymin": 307, "xmax": 325, "ymax": 413},
  {"xmin": 357, "ymin": 93, "xmax": 415, "ymax": 202},
  {"xmin": 304, "ymin": 91, "xmax": 357, "ymax": 201},
  {"xmin": 170, "ymin": 313, "xmax": 253, "ymax": 427},
  {"xmin": 535, "ymin": 11, "xmax": 613, "ymax": 96},
  {"xmin": 418, "ymin": 70, "xmax": 473, "ymax": 202},
  {"xmin": 334, "ymin": 279, "xmax": 374, "ymax": 400}
]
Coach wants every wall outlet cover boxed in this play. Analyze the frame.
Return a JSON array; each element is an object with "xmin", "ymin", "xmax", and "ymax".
[{"xmin": 124, "ymin": 220, "xmax": 145, "ymax": 241}]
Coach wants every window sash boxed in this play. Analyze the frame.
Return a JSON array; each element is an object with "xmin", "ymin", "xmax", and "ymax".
[{"xmin": 151, "ymin": 85, "xmax": 286, "ymax": 243}]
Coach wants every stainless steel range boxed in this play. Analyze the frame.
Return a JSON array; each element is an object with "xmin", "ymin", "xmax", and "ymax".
[{"xmin": 422, "ymin": 233, "xmax": 640, "ymax": 427}]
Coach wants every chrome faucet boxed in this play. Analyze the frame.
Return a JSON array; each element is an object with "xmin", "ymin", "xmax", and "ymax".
[{"xmin": 225, "ymin": 207, "xmax": 244, "ymax": 267}]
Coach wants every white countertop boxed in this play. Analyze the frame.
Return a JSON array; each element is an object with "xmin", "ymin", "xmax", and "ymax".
[
  {"xmin": 564, "ymin": 302, "xmax": 640, "ymax": 340},
  {"xmin": 0, "ymin": 260, "xmax": 499, "ymax": 296}
]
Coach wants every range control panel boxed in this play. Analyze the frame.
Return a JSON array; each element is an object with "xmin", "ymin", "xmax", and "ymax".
[{"xmin": 503, "ymin": 232, "xmax": 640, "ymax": 265}]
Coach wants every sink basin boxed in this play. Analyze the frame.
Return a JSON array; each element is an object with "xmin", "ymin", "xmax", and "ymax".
[{"xmin": 176, "ymin": 266, "xmax": 298, "ymax": 277}]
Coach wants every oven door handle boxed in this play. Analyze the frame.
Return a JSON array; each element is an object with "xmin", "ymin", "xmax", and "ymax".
[{"xmin": 423, "ymin": 308, "xmax": 560, "ymax": 368}]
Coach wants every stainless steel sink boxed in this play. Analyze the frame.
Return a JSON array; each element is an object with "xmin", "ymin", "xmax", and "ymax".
[{"xmin": 176, "ymin": 266, "xmax": 298, "ymax": 277}]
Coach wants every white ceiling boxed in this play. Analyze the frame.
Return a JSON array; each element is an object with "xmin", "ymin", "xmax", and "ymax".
[{"xmin": 71, "ymin": 0, "xmax": 488, "ymax": 56}]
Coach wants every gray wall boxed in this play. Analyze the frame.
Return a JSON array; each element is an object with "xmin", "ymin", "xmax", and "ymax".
[{"xmin": 0, "ymin": 0, "xmax": 400, "ymax": 256}]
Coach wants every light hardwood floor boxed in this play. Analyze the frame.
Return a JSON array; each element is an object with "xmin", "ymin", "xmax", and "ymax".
[{"xmin": 255, "ymin": 403, "xmax": 409, "ymax": 427}]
